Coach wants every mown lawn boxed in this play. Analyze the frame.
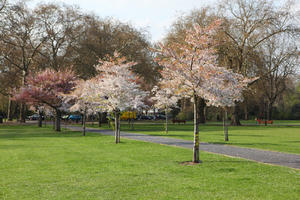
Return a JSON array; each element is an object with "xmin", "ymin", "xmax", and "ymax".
[
  {"xmin": 84, "ymin": 121, "xmax": 300, "ymax": 155},
  {"xmin": 0, "ymin": 125, "xmax": 299, "ymax": 199}
]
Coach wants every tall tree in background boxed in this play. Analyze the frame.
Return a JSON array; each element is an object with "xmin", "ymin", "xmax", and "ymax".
[
  {"xmin": 35, "ymin": 3, "xmax": 83, "ymax": 71},
  {"xmin": 72, "ymin": 15, "xmax": 159, "ymax": 84},
  {"xmin": 219, "ymin": 0, "xmax": 297, "ymax": 125},
  {"xmin": 257, "ymin": 36, "xmax": 299, "ymax": 120},
  {"xmin": 0, "ymin": 2, "xmax": 47, "ymax": 122}
]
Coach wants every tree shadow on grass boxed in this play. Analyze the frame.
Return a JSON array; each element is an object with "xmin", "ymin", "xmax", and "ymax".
[
  {"xmin": 206, "ymin": 133, "xmax": 266, "ymax": 137},
  {"xmin": 178, "ymin": 160, "xmax": 250, "ymax": 166},
  {"xmin": 283, "ymin": 141, "xmax": 300, "ymax": 143},
  {"xmin": 0, "ymin": 129, "xmax": 102, "ymax": 140}
]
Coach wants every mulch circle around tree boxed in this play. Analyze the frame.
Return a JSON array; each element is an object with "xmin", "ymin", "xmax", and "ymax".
[{"xmin": 180, "ymin": 161, "xmax": 202, "ymax": 166}]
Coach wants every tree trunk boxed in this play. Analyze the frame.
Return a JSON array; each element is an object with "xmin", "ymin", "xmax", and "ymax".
[
  {"xmin": 181, "ymin": 98, "xmax": 186, "ymax": 112},
  {"xmin": 264, "ymin": 99, "xmax": 268, "ymax": 126},
  {"xmin": 193, "ymin": 94, "xmax": 200, "ymax": 163},
  {"xmin": 114, "ymin": 111, "xmax": 120, "ymax": 144},
  {"xmin": 19, "ymin": 70, "xmax": 27, "ymax": 123},
  {"xmin": 55, "ymin": 109, "xmax": 61, "ymax": 132},
  {"xmin": 267, "ymin": 102, "xmax": 273, "ymax": 121},
  {"xmin": 19, "ymin": 103, "xmax": 26, "ymax": 123},
  {"xmin": 223, "ymin": 108, "xmax": 228, "ymax": 141},
  {"xmin": 53, "ymin": 116, "xmax": 55, "ymax": 130},
  {"xmin": 83, "ymin": 109, "xmax": 86, "ymax": 136},
  {"xmin": 130, "ymin": 112, "xmax": 134, "ymax": 130},
  {"xmin": 165, "ymin": 107, "xmax": 168, "ymax": 134},
  {"xmin": 98, "ymin": 112, "xmax": 102, "ymax": 127},
  {"xmin": 244, "ymin": 104, "xmax": 248, "ymax": 120},
  {"xmin": 7, "ymin": 97, "xmax": 12, "ymax": 121},
  {"xmin": 38, "ymin": 109, "xmax": 42, "ymax": 128},
  {"xmin": 198, "ymin": 98, "xmax": 206, "ymax": 124},
  {"xmin": 231, "ymin": 102, "xmax": 241, "ymax": 126},
  {"xmin": 44, "ymin": 115, "xmax": 47, "ymax": 127},
  {"xmin": 118, "ymin": 112, "xmax": 121, "ymax": 143},
  {"xmin": 128, "ymin": 111, "xmax": 131, "ymax": 128}
]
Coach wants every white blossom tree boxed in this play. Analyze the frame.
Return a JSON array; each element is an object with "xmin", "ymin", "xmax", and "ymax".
[
  {"xmin": 64, "ymin": 80, "xmax": 102, "ymax": 136},
  {"xmin": 151, "ymin": 86, "xmax": 179, "ymax": 134},
  {"xmin": 156, "ymin": 20, "xmax": 256, "ymax": 163},
  {"xmin": 89, "ymin": 53, "xmax": 148, "ymax": 143}
]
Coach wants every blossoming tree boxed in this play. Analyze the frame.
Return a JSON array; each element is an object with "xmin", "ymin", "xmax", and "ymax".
[
  {"xmin": 156, "ymin": 20, "xmax": 255, "ymax": 163},
  {"xmin": 15, "ymin": 69, "xmax": 77, "ymax": 131},
  {"xmin": 65, "ymin": 80, "xmax": 102, "ymax": 136},
  {"xmin": 151, "ymin": 86, "xmax": 179, "ymax": 134},
  {"xmin": 90, "ymin": 53, "xmax": 148, "ymax": 143}
]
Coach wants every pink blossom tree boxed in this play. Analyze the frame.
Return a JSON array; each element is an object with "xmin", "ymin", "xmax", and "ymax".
[
  {"xmin": 89, "ymin": 53, "xmax": 148, "ymax": 143},
  {"xmin": 151, "ymin": 86, "xmax": 179, "ymax": 134},
  {"xmin": 156, "ymin": 20, "xmax": 255, "ymax": 163},
  {"xmin": 15, "ymin": 69, "xmax": 77, "ymax": 131}
]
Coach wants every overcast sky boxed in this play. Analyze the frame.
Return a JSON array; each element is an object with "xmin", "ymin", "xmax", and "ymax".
[
  {"xmin": 29, "ymin": 0, "xmax": 300, "ymax": 42},
  {"xmin": 29, "ymin": 0, "xmax": 219, "ymax": 42}
]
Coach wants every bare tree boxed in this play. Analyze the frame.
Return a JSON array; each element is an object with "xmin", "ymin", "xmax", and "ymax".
[
  {"xmin": 258, "ymin": 36, "xmax": 299, "ymax": 120},
  {"xmin": 34, "ymin": 3, "xmax": 83, "ymax": 71},
  {"xmin": 0, "ymin": 2, "xmax": 47, "ymax": 122},
  {"xmin": 219, "ymin": 0, "xmax": 297, "ymax": 125}
]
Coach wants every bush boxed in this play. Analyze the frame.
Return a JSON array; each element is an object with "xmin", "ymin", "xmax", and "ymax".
[{"xmin": 176, "ymin": 111, "xmax": 193, "ymax": 120}]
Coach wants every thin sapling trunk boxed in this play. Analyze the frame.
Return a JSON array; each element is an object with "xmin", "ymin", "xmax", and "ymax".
[
  {"xmin": 193, "ymin": 94, "xmax": 200, "ymax": 163},
  {"xmin": 114, "ymin": 111, "xmax": 120, "ymax": 144},
  {"xmin": 83, "ymin": 108, "xmax": 87, "ymax": 136},
  {"xmin": 223, "ymin": 108, "xmax": 229, "ymax": 141},
  {"xmin": 165, "ymin": 107, "xmax": 168, "ymax": 134}
]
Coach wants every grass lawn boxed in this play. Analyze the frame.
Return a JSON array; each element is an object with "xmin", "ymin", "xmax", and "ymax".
[
  {"xmin": 83, "ymin": 121, "xmax": 300, "ymax": 155},
  {"xmin": 0, "ymin": 125, "xmax": 299, "ymax": 199}
]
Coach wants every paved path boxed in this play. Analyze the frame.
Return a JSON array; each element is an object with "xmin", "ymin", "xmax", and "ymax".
[{"xmin": 68, "ymin": 126, "xmax": 300, "ymax": 170}]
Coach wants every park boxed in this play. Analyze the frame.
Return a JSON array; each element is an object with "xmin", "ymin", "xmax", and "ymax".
[{"xmin": 0, "ymin": 0, "xmax": 299, "ymax": 199}]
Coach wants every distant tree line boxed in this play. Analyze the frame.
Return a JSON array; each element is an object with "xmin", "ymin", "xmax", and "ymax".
[
  {"xmin": 0, "ymin": 0, "xmax": 299, "ymax": 124},
  {"xmin": 0, "ymin": 0, "xmax": 159, "ymax": 122}
]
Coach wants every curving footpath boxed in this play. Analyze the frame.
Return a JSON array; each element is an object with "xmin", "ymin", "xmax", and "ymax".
[{"xmin": 68, "ymin": 126, "xmax": 300, "ymax": 170}]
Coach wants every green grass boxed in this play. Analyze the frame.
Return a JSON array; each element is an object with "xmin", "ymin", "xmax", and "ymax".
[
  {"xmin": 0, "ymin": 125, "xmax": 299, "ymax": 199},
  {"xmin": 84, "ymin": 121, "xmax": 300, "ymax": 155}
]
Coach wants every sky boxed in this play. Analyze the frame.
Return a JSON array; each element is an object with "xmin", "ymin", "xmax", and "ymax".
[
  {"xmin": 29, "ymin": 0, "xmax": 300, "ymax": 43},
  {"xmin": 29, "ymin": 0, "xmax": 218, "ymax": 42}
]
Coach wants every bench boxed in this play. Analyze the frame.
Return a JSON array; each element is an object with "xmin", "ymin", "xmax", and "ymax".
[
  {"xmin": 256, "ymin": 119, "xmax": 273, "ymax": 124},
  {"xmin": 172, "ymin": 119, "xmax": 186, "ymax": 124}
]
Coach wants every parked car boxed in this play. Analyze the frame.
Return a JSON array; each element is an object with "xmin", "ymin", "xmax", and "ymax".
[
  {"xmin": 155, "ymin": 114, "xmax": 166, "ymax": 120},
  {"xmin": 28, "ymin": 114, "xmax": 44, "ymax": 120},
  {"xmin": 138, "ymin": 115, "xmax": 154, "ymax": 120},
  {"xmin": 61, "ymin": 115, "xmax": 69, "ymax": 120},
  {"xmin": 69, "ymin": 115, "xmax": 81, "ymax": 121}
]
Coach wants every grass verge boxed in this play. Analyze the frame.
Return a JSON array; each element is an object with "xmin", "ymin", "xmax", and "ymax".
[{"xmin": 0, "ymin": 125, "xmax": 299, "ymax": 199}]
